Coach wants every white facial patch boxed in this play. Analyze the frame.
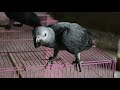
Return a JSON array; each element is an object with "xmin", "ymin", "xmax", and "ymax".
[
  {"xmin": 35, "ymin": 26, "xmax": 55, "ymax": 45},
  {"xmin": 36, "ymin": 35, "xmax": 41, "ymax": 42}
]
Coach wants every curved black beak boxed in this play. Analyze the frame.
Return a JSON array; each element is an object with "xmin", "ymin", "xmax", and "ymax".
[
  {"xmin": 33, "ymin": 37, "xmax": 42, "ymax": 48},
  {"xmin": 33, "ymin": 37, "xmax": 37, "ymax": 48}
]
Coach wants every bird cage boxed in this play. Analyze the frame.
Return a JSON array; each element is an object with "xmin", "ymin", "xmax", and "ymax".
[{"xmin": 0, "ymin": 12, "xmax": 116, "ymax": 78}]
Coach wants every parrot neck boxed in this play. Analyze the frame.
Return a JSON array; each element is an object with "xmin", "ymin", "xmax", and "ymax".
[
  {"xmin": 44, "ymin": 39, "xmax": 55, "ymax": 48},
  {"xmin": 44, "ymin": 36, "xmax": 55, "ymax": 48}
]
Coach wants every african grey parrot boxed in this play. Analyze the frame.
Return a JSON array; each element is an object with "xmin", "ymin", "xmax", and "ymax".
[
  {"xmin": 32, "ymin": 22, "xmax": 93, "ymax": 72},
  {"xmin": 4, "ymin": 12, "xmax": 41, "ymax": 29}
]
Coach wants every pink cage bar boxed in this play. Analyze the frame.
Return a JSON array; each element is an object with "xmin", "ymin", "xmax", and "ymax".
[{"xmin": 0, "ymin": 12, "xmax": 116, "ymax": 78}]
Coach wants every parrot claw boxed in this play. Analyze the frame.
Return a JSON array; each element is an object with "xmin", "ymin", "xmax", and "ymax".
[
  {"xmin": 45, "ymin": 57, "xmax": 55, "ymax": 69},
  {"xmin": 45, "ymin": 57, "xmax": 63, "ymax": 69},
  {"xmin": 5, "ymin": 25, "xmax": 12, "ymax": 30},
  {"xmin": 72, "ymin": 60, "xmax": 83, "ymax": 72}
]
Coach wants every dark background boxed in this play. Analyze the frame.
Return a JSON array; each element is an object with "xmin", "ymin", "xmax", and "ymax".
[
  {"xmin": 48, "ymin": 12, "xmax": 120, "ymax": 34},
  {"xmin": 47, "ymin": 12, "xmax": 120, "ymax": 52}
]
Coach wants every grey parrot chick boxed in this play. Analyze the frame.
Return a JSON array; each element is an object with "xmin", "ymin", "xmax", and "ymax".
[{"xmin": 32, "ymin": 22, "xmax": 93, "ymax": 72}]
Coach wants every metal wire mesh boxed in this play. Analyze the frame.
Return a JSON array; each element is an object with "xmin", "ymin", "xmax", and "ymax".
[{"xmin": 0, "ymin": 12, "xmax": 116, "ymax": 78}]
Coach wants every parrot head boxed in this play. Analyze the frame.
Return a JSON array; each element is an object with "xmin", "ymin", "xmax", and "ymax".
[{"xmin": 32, "ymin": 26, "xmax": 55, "ymax": 48}]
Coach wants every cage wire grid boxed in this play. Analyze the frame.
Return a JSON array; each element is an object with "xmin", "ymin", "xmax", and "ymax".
[{"xmin": 0, "ymin": 12, "xmax": 116, "ymax": 78}]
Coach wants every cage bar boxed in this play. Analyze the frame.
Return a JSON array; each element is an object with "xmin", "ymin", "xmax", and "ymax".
[{"xmin": 0, "ymin": 12, "xmax": 116, "ymax": 78}]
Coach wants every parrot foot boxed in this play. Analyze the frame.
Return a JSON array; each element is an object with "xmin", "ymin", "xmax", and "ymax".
[
  {"xmin": 72, "ymin": 59, "xmax": 83, "ymax": 72},
  {"xmin": 45, "ymin": 57, "xmax": 57, "ymax": 69},
  {"xmin": 5, "ymin": 25, "xmax": 12, "ymax": 30},
  {"xmin": 45, "ymin": 57, "xmax": 65, "ymax": 69}
]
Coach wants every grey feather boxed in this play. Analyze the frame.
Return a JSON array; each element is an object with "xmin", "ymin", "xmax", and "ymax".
[
  {"xmin": 33, "ymin": 22, "xmax": 93, "ymax": 71},
  {"xmin": 47, "ymin": 22, "xmax": 93, "ymax": 55}
]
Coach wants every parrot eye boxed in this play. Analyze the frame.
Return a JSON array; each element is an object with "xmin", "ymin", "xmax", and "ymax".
[{"xmin": 44, "ymin": 33, "xmax": 47, "ymax": 36}]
